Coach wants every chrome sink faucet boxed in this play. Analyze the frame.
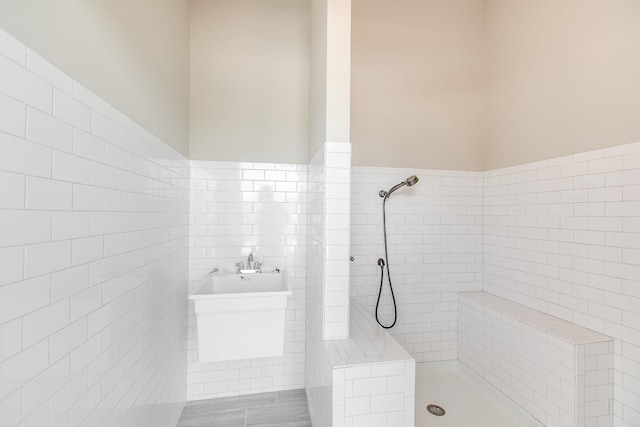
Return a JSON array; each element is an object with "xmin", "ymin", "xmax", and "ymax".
[
  {"xmin": 236, "ymin": 252, "xmax": 262, "ymax": 273},
  {"xmin": 247, "ymin": 252, "xmax": 254, "ymax": 270}
]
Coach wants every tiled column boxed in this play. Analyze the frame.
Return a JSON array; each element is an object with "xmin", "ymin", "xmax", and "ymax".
[{"xmin": 323, "ymin": 142, "xmax": 351, "ymax": 339}]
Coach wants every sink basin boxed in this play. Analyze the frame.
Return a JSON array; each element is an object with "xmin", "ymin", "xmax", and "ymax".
[
  {"xmin": 189, "ymin": 269, "xmax": 291, "ymax": 362},
  {"xmin": 191, "ymin": 269, "xmax": 290, "ymax": 297}
]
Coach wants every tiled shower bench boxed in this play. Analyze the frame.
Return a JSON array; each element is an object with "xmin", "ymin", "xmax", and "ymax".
[
  {"xmin": 326, "ymin": 301, "xmax": 416, "ymax": 427},
  {"xmin": 458, "ymin": 291, "xmax": 613, "ymax": 427}
]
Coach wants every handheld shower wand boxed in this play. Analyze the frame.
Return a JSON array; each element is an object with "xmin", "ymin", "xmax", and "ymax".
[
  {"xmin": 375, "ymin": 175, "xmax": 419, "ymax": 329},
  {"xmin": 378, "ymin": 175, "xmax": 419, "ymax": 199}
]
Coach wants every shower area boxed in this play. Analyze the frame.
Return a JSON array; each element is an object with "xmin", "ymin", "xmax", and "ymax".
[{"xmin": 343, "ymin": 0, "xmax": 639, "ymax": 426}]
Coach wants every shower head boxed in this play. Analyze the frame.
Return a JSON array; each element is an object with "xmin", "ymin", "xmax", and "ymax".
[
  {"xmin": 379, "ymin": 175, "xmax": 420, "ymax": 198},
  {"xmin": 405, "ymin": 175, "xmax": 419, "ymax": 186}
]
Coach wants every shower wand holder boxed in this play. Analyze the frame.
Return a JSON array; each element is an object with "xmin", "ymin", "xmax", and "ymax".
[{"xmin": 375, "ymin": 175, "xmax": 419, "ymax": 329}]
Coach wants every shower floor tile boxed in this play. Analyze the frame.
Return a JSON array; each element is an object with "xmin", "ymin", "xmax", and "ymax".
[{"xmin": 177, "ymin": 389, "xmax": 311, "ymax": 427}]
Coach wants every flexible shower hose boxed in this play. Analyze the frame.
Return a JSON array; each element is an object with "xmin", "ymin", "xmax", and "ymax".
[{"xmin": 375, "ymin": 196, "xmax": 398, "ymax": 329}]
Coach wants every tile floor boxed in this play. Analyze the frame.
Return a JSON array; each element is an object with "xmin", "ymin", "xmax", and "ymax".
[{"xmin": 177, "ymin": 389, "xmax": 312, "ymax": 427}]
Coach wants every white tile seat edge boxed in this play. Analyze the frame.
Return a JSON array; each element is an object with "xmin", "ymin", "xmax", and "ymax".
[
  {"xmin": 328, "ymin": 301, "xmax": 416, "ymax": 427},
  {"xmin": 459, "ymin": 291, "xmax": 614, "ymax": 427}
]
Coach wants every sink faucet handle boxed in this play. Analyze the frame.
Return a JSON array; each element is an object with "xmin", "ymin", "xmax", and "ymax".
[
  {"xmin": 254, "ymin": 261, "xmax": 262, "ymax": 270},
  {"xmin": 236, "ymin": 262, "xmax": 244, "ymax": 270}
]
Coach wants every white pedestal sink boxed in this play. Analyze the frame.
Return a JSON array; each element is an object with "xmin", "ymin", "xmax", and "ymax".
[{"xmin": 189, "ymin": 269, "xmax": 291, "ymax": 363}]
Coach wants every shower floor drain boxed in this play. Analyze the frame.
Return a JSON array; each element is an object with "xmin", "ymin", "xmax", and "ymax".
[{"xmin": 426, "ymin": 404, "xmax": 446, "ymax": 416}]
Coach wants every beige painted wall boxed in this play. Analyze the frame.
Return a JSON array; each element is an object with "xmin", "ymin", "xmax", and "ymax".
[
  {"xmin": 309, "ymin": 0, "xmax": 352, "ymax": 156},
  {"xmin": 0, "ymin": 0, "xmax": 190, "ymax": 155},
  {"xmin": 6, "ymin": 1, "xmax": 634, "ymax": 167},
  {"xmin": 325, "ymin": 0, "xmax": 352, "ymax": 145},
  {"xmin": 351, "ymin": 0, "xmax": 486, "ymax": 171},
  {"xmin": 189, "ymin": 0, "xmax": 310, "ymax": 163},
  {"xmin": 309, "ymin": 0, "xmax": 328, "ymax": 155},
  {"xmin": 485, "ymin": 0, "xmax": 640, "ymax": 170}
]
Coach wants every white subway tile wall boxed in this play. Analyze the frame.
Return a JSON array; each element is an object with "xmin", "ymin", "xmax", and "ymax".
[
  {"xmin": 484, "ymin": 142, "xmax": 640, "ymax": 427},
  {"xmin": 578, "ymin": 343, "xmax": 615, "ymax": 427},
  {"xmin": 305, "ymin": 143, "xmax": 334, "ymax": 427},
  {"xmin": 187, "ymin": 160, "xmax": 307, "ymax": 400},
  {"xmin": 351, "ymin": 166, "xmax": 483, "ymax": 363},
  {"xmin": 323, "ymin": 142, "xmax": 352, "ymax": 339},
  {"xmin": 329, "ymin": 302, "xmax": 415, "ymax": 427},
  {"xmin": 0, "ymin": 29, "xmax": 189, "ymax": 427},
  {"xmin": 334, "ymin": 360, "xmax": 415, "ymax": 427},
  {"xmin": 459, "ymin": 292, "xmax": 614, "ymax": 427}
]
